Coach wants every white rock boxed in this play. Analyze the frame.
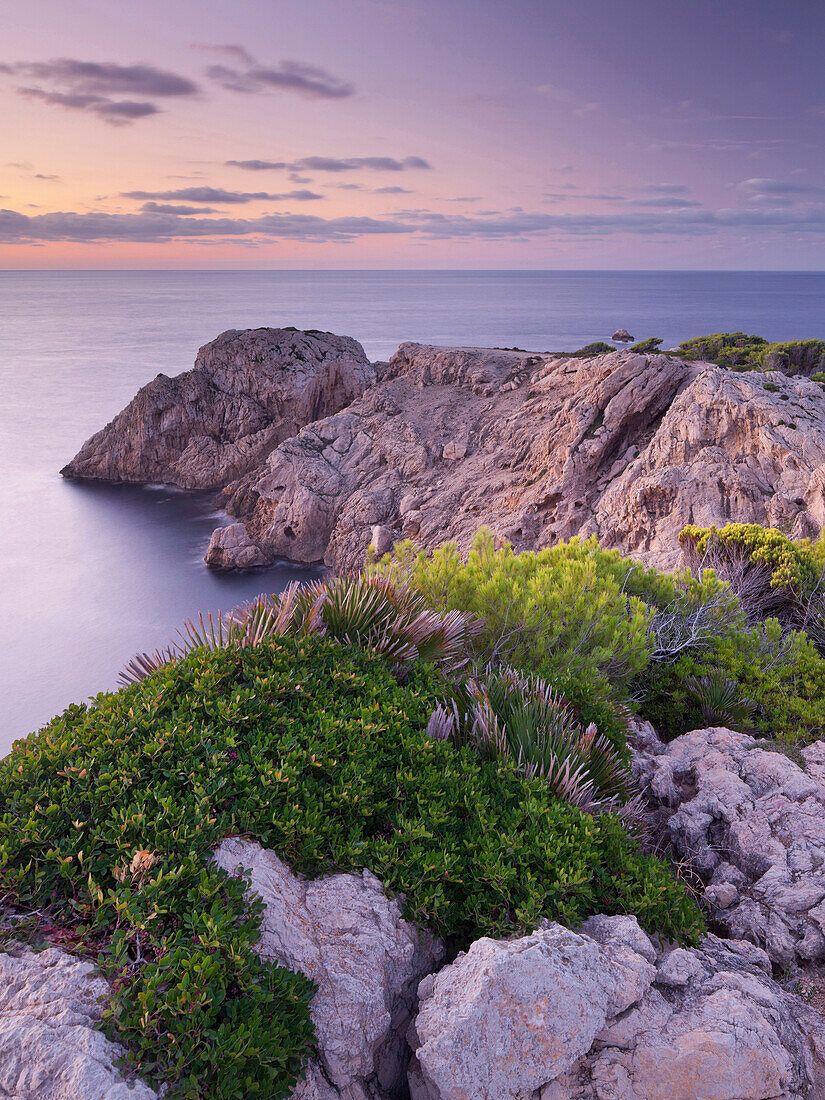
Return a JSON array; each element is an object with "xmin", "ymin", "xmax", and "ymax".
[
  {"xmin": 213, "ymin": 838, "xmax": 443, "ymax": 1099},
  {"xmin": 0, "ymin": 947, "xmax": 157, "ymax": 1100}
]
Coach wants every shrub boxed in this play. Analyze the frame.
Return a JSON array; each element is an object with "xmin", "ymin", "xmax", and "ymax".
[
  {"xmin": 630, "ymin": 337, "xmax": 664, "ymax": 353},
  {"xmin": 571, "ymin": 341, "xmax": 615, "ymax": 356},
  {"xmin": 638, "ymin": 620, "xmax": 825, "ymax": 744},
  {"xmin": 674, "ymin": 333, "xmax": 825, "ymax": 376},
  {"xmin": 0, "ymin": 637, "xmax": 703, "ymax": 1097},
  {"xmin": 121, "ymin": 570, "xmax": 482, "ymax": 686},
  {"xmin": 430, "ymin": 667, "xmax": 637, "ymax": 816}
]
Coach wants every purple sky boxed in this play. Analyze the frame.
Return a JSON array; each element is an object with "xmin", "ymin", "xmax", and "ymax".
[{"xmin": 3, "ymin": 0, "xmax": 825, "ymax": 268}]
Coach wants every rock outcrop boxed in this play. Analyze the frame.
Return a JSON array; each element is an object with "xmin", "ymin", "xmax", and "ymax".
[
  {"xmin": 63, "ymin": 335, "xmax": 825, "ymax": 571},
  {"xmin": 408, "ymin": 915, "xmax": 825, "ymax": 1100},
  {"xmin": 61, "ymin": 328, "xmax": 373, "ymax": 490},
  {"xmin": 213, "ymin": 838, "xmax": 443, "ymax": 1100},
  {"xmin": 0, "ymin": 946, "xmax": 157, "ymax": 1099},
  {"xmin": 216, "ymin": 345, "xmax": 825, "ymax": 572},
  {"xmin": 635, "ymin": 725, "xmax": 825, "ymax": 968}
]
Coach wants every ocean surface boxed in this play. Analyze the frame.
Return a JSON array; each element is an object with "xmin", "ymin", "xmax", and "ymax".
[{"xmin": 3, "ymin": 268, "xmax": 825, "ymax": 752}]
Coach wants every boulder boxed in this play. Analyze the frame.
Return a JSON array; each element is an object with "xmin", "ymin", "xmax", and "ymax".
[
  {"xmin": 0, "ymin": 946, "xmax": 157, "ymax": 1099},
  {"xmin": 62, "ymin": 328, "xmax": 373, "ymax": 490},
  {"xmin": 213, "ymin": 838, "xmax": 444, "ymax": 1099},
  {"xmin": 635, "ymin": 726, "xmax": 825, "ymax": 967},
  {"xmin": 204, "ymin": 521, "xmax": 268, "ymax": 569},
  {"xmin": 408, "ymin": 916, "xmax": 825, "ymax": 1100},
  {"xmin": 611, "ymin": 328, "xmax": 634, "ymax": 342}
]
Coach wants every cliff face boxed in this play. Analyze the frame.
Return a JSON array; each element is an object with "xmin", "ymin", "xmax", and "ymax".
[
  {"xmin": 61, "ymin": 328, "xmax": 373, "ymax": 490},
  {"xmin": 61, "ymin": 334, "xmax": 825, "ymax": 571},
  {"xmin": 214, "ymin": 344, "xmax": 825, "ymax": 571}
]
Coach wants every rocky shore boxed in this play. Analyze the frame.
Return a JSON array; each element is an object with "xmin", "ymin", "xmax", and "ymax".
[{"xmin": 63, "ymin": 327, "xmax": 825, "ymax": 574}]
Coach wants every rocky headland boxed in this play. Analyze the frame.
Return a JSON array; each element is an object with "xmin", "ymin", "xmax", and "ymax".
[{"xmin": 63, "ymin": 328, "xmax": 825, "ymax": 573}]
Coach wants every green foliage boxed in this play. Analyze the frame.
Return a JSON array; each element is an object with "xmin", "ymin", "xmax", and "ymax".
[
  {"xmin": 638, "ymin": 620, "xmax": 825, "ymax": 744},
  {"xmin": 684, "ymin": 671, "xmax": 755, "ymax": 729},
  {"xmin": 629, "ymin": 337, "xmax": 664, "ymax": 353},
  {"xmin": 0, "ymin": 637, "xmax": 703, "ymax": 1096},
  {"xmin": 571, "ymin": 341, "xmax": 615, "ymax": 356},
  {"xmin": 381, "ymin": 531, "xmax": 656, "ymax": 737},
  {"xmin": 674, "ymin": 332, "xmax": 825, "ymax": 376},
  {"xmin": 434, "ymin": 667, "xmax": 637, "ymax": 814},
  {"xmin": 122, "ymin": 571, "xmax": 481, "ymax": 686}
]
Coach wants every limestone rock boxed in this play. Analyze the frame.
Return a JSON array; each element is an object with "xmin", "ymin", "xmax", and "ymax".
[
  {"xmin": 611, "ymin": 328, "xmax": 634, "ymax": 342},
  {"xmin": 408, "ymin": 916, "xmax": 825, "ymax": 1100},
  {"xmin": 215, "ymin": 346, "xmax": 825, "ymax": 573},
  {"xmin": 62, "ymin": 328, "xmax": 373, "ymax": 490},
  {"xmin": 0, "ymin": 946, "xmax": 157, "ymax": 1099},
  {"xmin": 204, "ymin": 521, "xmax": 268, "ymax": 569},
  {"xmin": 213, "ymin": 838, "xmax": 443, "ymax": 1099},
  {"xmin": 635, "ymin": 726, "xmax": 825, "ymax": 967}
]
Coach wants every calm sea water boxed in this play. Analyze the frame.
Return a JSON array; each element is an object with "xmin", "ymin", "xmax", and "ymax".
[{"xmin": 2, "ymin": 269, "xmax": 825, "ymax": 751}]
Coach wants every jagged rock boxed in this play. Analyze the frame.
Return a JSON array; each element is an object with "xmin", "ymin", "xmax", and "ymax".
[
  {"xmin": 611, "ymin": 328, "xmax": 634, "ymax": 342},
  {"xmin": 408, "ymin": 916, "xmax": 825, "ymax": 1100},
  {"xmin": 213, "ymin": 838, "xmax": 443, "ymax": 1100},
  {"xmin": 204, "ymin": 522, "xmax": 268, "ymax": 569},
  {"xmin": 0, "ymin": 946, "xmax": 157, "ymax": 1099},
  {"xmin": 66, "ymin": 337, "xmax": 825, "ymax": 572},
  {"xmin": 634, "ymin": 726, "xmax": 825, "ymax": 967},
  {"xmin": 213, "ymin": 346, "xmax": 825, "ymax": 572},
  {"xmin": 62, "ymin": 328, "xmax": 373, "ymax": 491}
]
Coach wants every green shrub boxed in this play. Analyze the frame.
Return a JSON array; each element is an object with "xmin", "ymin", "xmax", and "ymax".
[
  {"xmin": 638, "ymin": 620, "xmax": 825, "ymax": 744},
  {"xmin": 571, "ymin": 341, "xmax": 615, "ymax": 356},
  {"xmin": 0, "ymin": 636, "xmax": 703, "ymax": 1097},
  {"xmin": 629, "ymin": 337, "xmax": 664, "ymax": 353},
  {"xmin": 674, "ymin": 333, "xmax": 825, "ymax": 376},
  {"xmin": 430, "ymin": 667, "xmax": 637, "ymax": 815}
]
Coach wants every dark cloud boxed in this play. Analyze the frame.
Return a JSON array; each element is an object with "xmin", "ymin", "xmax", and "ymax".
[
  {"xmin": 12, "ymin": 202, "xmax": 825, "ymax": 246},
  {"xmin": 632, "ymin": 196, "xmax": 701, "ymax": 208},
  {"xmin": 33, "ymin": 173, "xmax": 60, "ymax": 181},
  {"xmin": 1, "ymin": 58, "xmax": 198, "ymax": 124},
  {"xmin": 227, "ymin": 155, "xmax": 432, "ymax": 173},
  {"xmin": 374, "ymin": 186, "xmax": 412, "ymax": 194},
  {"xmin": 205, "ymin": 55, "xmax": 353, "ymax": 99},
  {"xmin": 122, "ymin": 187, "xmax": 322, "ymax": 203},
  {"xmin": 140, "ymin": 202, "xmax": 219, "ymax": 215},
  {"xmin": 738, "ymin": 178, "xmax": 825, "ymax": 198},
  {"xmin": 639, "ymin": 183, "xmax": 690, "ymax": 195}
]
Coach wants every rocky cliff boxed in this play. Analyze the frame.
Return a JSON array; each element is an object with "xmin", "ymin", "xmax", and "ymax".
[
  {"xmin": 61, "ymin": 328, "xmax": 373, "ymax": 490},
  {"xmin": 215, "ymin": 343, "xmax": 825, "ymax": 571},
  {"xmin": 62, "ymin": 333, "xmax": 825, "ymax": 570}
]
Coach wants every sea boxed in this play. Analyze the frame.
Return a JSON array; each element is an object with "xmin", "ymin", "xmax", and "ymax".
[{"xmin": 3, "ymin": 268, "xmax": 825, "ymax": 752}]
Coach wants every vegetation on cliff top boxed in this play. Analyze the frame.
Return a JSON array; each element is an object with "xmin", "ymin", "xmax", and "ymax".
[{"xmin": 0, "ymin": 629, "xmax": 702, "ymax": 1099}]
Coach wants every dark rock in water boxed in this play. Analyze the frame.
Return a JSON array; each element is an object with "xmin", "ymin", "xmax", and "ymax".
[
  {"xmin": 611, "ymin": 328, "xmax": 634, "ymax": 342},
  {"xmin": 61, "ymin": 328, "xmax": 373, "ymax": 490}
]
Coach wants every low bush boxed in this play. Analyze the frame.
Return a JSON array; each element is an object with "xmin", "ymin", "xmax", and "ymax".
[
  {"xmin": 673, "ymin": 332, "xmax": 825, "ymax": 376},
  {"xmin": 570, "ymin": 341, "xmax": 615, "ymax": 356},
  {"xmin": 629, "ymin": 337, "xmax": 664, "ymax": 353},
  {"xmin": 0, "ymin": 636, "xmax": 704, "ymax": 1098},
  {"xmin": 429, "ymin": 666, "xmax": 638, "ymax": 818}
]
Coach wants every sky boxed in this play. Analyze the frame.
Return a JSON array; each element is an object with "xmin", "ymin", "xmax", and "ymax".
[{"xmin": 4, "ymin": 0, "xmax": 825, "ymax": 269}]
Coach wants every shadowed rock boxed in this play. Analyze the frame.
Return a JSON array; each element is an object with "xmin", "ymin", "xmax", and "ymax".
[{"xmin": 61, "ymin": 327, "xmax": 373, "ymax": 490}]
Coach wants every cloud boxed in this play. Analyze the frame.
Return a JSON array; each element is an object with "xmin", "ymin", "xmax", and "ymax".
[
  {"xmin": 0, "ymin": 58, "xmax": 199, "ymax": 124},
  {"xmin": 13, "ymin": 201, "xmax": 825, "ymax": 246},
  {"xmin": 140, "ymin": 202, "xmax": 219, "ymax": 214},
  {"xmin": 122, "ymin": 187, "xmax": 323, "ymax": 203},
  {"xmin": 738, "ymin": 178, "xmax": 825, "ymax": 198},
  {"xmin": 226, "ymin": 155, "xmax": 432, "ymax": 173},
  {"xmin": 204, "ymin": 53, "xmax": 353, "ymax": 99},
  {"xmin": 373, "ymin": 186, "xmax": 412, "ymax": 194},
  {"xmin": 640, "ymin": 183, "xmax": 690, "ymax": 195}
]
